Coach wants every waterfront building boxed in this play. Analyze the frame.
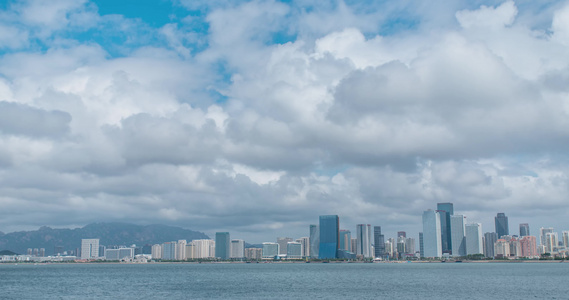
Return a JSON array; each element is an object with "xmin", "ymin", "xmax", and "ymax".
[
  {"xmin": 356, "ymin": 224, "xmax": 372, "ymax": 258},
  {"xmin": 244, "ymin": 248, "xmax": 262, "ymax": 260},
  {"xmin": 176, "ymin": 240, "xmax": 187, "ymax": 260},
  {"xmin": 374, "ymin": 226, "xmax": 385, "ymax": 258},
  {"xmin": 419, "ymin": 232, "xmax": 424, "ymax": 258},
  {"xmin": 465, "ymin": 223, "xmax": 483, "ymax": 255},
  {"xmin": 397, "ymin": 237, "xmax": 406, "ymax": 258},
  {"xmin": 540, "ymin": 227, "xmax": 554, "ymax": 247},
  {"xmin": 509, "ymin": 237, "xmax": 521, "ymax": 257},
  {"xmin": 422, "ymin": 210, "xmax": 442, "ymax": 258},
  {"xmin": 151, "ymin": 244, "xmax": 162, "ymax": 259},
  {"xmin": 484, "ymin": 232, "xmax": 498, "ymax": 258},
  {"xmin": 351, "ymin": 238, "xmax": 358, "ymax": 256},
  {"xmin": 186, "ymin": 243, "xmax": 196, "ymax": 259},
  {"xmin": 545, "ymin": 232, "xmax": 558, "ymax": 253},
  {"xmin": 215, "ymin": 232, "xmax": 230, "ymax": 260},
  {"xmin": 405, "ymin": 237, "xmax": 416, "ymax": 255},
  {"xmin": 450, "ymin": 215, "xmax": 466, "ymax": 257},
  {"xmin": 287, "ymin": 242, "xmax": 302, "ymax": 259},
  {"xmin": 162, "ymin": 242, "xmax": 177, "ymax": 260},
  {"xmin": 277, "ymin": 237, "xmax": 293, "ymax": 256},
  {"xmin": 520, "ymin": 236, "xmax": 538, "ymax": 257},
  {"xmin": 230, "ymin": 239, "xmax": 245, "ymax": 259},
  {"xmin": 81, "ymin": 239, "xmax": 100, "ymax": 260},
  {"xmin": 437, "ymin": 202, "xmax": 454, "ymax": 255},
  {"xmin": 384, "ymin": 240, "xmax": 393, "ymax": 258},
  {"xmin": 339, "ymin": 230, "xmax": 351, "ymax": 252},
  {"xmin": 519, "ymin": 223, "xmax": 530, "ymax": 237},
  {"xmin": 495, "ymin": 213, "xmax": 509, "ymax": 238},
  {"xmin": 494, "ymin": 239, "xmax": 510, "ymax": 258},
  {"xmin": 190, "ymin": 239, "xmax": 216, "ymax": 259},
  {"xmin": 563, "ymin": 231, "xmax": 569, "ymax": 248},
  {"xmin": 262, "ymin": 242, "xmax": 279, "ymax": 259},
  {"xmin": 309, "ymin": 225, "xmax": 319, "ymax": 258},
  {"xmin": 296, "ymin": 237, "xmax": 310, "ymax": 257},
  {"xmin": 319, "ymin": 215, "xmax": 339, "ymax": 259}
]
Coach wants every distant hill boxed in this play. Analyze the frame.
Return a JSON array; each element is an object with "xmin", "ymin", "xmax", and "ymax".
[
  {"xmin": 0, "ymin": 250, "xmax": 18, "ymax": 255},
  {"xmin": 0, "ymin": 223, "xmax": 209, "ymax": 256}
]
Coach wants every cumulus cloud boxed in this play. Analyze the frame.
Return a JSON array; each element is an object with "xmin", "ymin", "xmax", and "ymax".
[{"xmin": 1, "ymin": 0, "xmax": 569, "ymax": 242}]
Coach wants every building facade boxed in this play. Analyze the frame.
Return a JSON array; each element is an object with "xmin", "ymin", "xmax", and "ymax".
[
  {"xmin": 450, "ymin": 215, "xmax": 466, "ymax": 257},
  {"xmin": 495, "ymin": 213, "xmax": 509, "ymax": 238},
  {"xmin": 465, "ymin": 223, "xmax": 483, "ymax": 255},
  {"xmin": 309, "ymin": 225, "xmax": 319, "ymax": 258},
  {"xmin": 356, "ymin": 224, "xmax": 372, "ymax": 258},
  {"xmin": 437, "ymin": 202, "xmax": 454, "ymax": 255},
  {"xmin": 319, "ymin": 215, "xmax": 339, "ymax": 259},
  {"xmin": 215, "ymin": 232, "xmax": 230, "ymax": 260},
  {"xmin": 374, "ymin": 226, "xmax": 385, "ymax": 258},
  {"xmin": 81, "ymin": 239, "xmax": 99, "ymax": 260},
  {"xmin": 422, "ymin": 210, "xmax": 442, "ymax": 258},
  {"xmin": 519, "ymin": 223, "xmax": 530, "ymax": 237},
  {"xmin": 230, "ymin": 239, "xmax": 245, "ymax": 259}
]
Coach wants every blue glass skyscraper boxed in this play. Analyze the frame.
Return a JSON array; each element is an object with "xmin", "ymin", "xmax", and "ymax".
[
  {"xmin": 437, "ymin": 202, "xmax": 453, "ymax": 254},
  {"xmin": 495, "ymin": 213, "xmax": 509, "ymax": 238},
  {"xmin": 215, "ymin": 232, "xmax": 230, "ymax": 260},
  {"xmin": 319, "ymin": 215, "xmax": 339, "ymax": 259}
]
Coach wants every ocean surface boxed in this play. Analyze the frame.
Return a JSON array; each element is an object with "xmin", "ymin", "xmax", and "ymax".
[{"xmin": 1, "ymin": 262, "xmax": 567, "ymax": 299}]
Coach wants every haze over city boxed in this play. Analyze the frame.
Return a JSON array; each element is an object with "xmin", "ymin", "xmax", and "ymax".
[{"xmin": 1, "ymin": 0, "xmax": 569, "ymax": 243}]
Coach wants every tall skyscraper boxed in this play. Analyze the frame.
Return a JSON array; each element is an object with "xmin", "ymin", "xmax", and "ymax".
[
  {"xmin": 450, "ymin": 215, "xmax": 466, "ymax": 257},
  {"xmin": 162, "ymin": 241, "xmax": 177, "ymax": 260},
  {"xmin": 495, "ymin": 213, "xmax": 509, "ymax": 238},
  {"xmin": 374, "ymin": 226, "xmax": 385, "ymax": 258},
  {"xmin": 356, "ymin": 224, "xmax": 372, "ymax": 258},
  {"xmin": 540, "ymin": 227, "xmax": 554, "ymax": 247},
  {"xmin": 519, "ymin": 223, "xmax": 530, "ymax": 237},
  {"xmin": 422, "ymin": 210, "xmax": 442, "ymax": 258},
  {"xmin": 339, "ymin": 230, "xmax": 351, "ymax": 252},
  {"xmin": 309, "ymin": 225, "xmax": 319, "ymax": 258},
  {"xmin": 318, "ymin": 215, "xmax": 339, "ymax": 259},
  {"xmin": 277, "ymin": 237, "xmax": 293, "ymax": 255},
  {"xmin": 519, "ymin": 236, "xmax": 537, "ymax": 258},
  {"xmin": 419, "ymin": 232, "xmax": 424, "ymax": 258},
  {"xmin": 545, "ymin": 232, "xmax": 558, "ymax": 253},
  {"xmin": 483, "ymin": 232, "xmax": 497, "ymax": 258},
  {"xmin": 465, "ymin": 223, "xmax": 483, "ymax": 255},
  {"xmin": 230, "ymin": 239, "xmax": 245, "ymax": 259},
  {"xmin": 563, "ymin": 231, "xmax": 569, "ymax": 248},
  {"xmin": 351, "ymin": 238, "xmax": 357, "ymax": 256},
  {"xmin": 215, "ymin": 232, "xmax": 230, "ymax": 260},
  {"xmin": 405, "ymin": 238, "xmax": 416, "ymax": 255},
  {"xmin": 81, "ymin": 239, "xmax": 100, "ymax": 260},
  {"xmin": 437, "ymin": 202, "xmax": 454, "ymax": 254}
]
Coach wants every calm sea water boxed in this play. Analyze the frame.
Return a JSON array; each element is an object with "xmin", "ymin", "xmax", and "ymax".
[{"xmin": 1, "ymin": 262, "xmax": 567, "ymax": 299}]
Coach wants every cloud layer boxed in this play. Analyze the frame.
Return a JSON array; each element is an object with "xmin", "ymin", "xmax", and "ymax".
[{"xmin": 1, "ymin": 0, "xmax": 569, "ymax": 242}]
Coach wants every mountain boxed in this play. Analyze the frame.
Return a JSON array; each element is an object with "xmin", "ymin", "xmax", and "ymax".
[{"xmin": 0, "ymin": 222, "xmax": 209, "ymax": 256}]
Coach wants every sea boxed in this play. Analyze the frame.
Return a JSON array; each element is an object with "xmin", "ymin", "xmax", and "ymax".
[{"xmin": 0, "ymin": 262, "xmax": 567, "ymax": 299}]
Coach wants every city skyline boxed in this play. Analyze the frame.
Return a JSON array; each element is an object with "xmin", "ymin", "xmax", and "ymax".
[{"xmin": 1, "ymin": 0, "xmax": 569, "ymax": 244}]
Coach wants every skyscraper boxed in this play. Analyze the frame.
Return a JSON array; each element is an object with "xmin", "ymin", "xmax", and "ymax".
[
  {"xmin": 374, "ymin": 226, "xmax": 385, "ymax": 258},
  {"xmin": 318, "ymin": 215, "xmax": 339, "ymax": 259},
  {"xmin": 356, "ymin": 224, "xmax": 372, "ymax": 258},
  {"xmin": 563, "ymin": 231, "xmax": 569, "ymax": 248},
  {"xmin": 81, "ymin": 239, "xmax": 100, "ymax": 260},
  {"xmin": 437, "ymin": 202, "xmax": 454, "ymax": 254},
  {"xmin": 230, "ymin": 239, "xmax": 245, "ymax": 259},
  {"xmin": 419, "ymin": 232, "xmax": 424, "ymax": 258},
  {"xmin": 215, "ymin": 232, "xmax": 230, "ymax": 260},
  {"xmin": 262, "ymin": 242, "xmax": 279, "ymax": 259},
  {"xmin": 520, "ymin": 236, "xmax": 538, "ymax": 258},
  {"xmin": 339, "ymin": 230, "xmax": 351, "ymax": 252},
  {"xmin": 286, "ymin": 242, "xmax": 302, "ymax": 259},
  {"xmin": 450, "ymin": 215, "xmax": 466, "ymax": 257},
  {"xmin": 277, "ymin": 237, "xmax": 293, "ymax": 256},
  {"xmin": 465, "ymin": 223, "xmax": 483, "ymax": 255},
  {"xmin": 484, "ymin": 232, "xmax": 497, "ymax": 258},
  {"xmin": 540, "ymin": 227, "xmax": 554, "ymax": 247},
  {"xmin": 309, "ymin": 224, "xmax": 319, "ymax": 258},
  {"xmin": 422, "ymin": 210, "xmax": 442, "ymax": 258},
  {"xmin": 495, "ymin": 213, "xmax": 509, "ymax": 238},
  {"xmin": 296, "ymin": 237, "xmax": 310, "ymax": 257},
  {"xmin": 519, "ymin": 223, "xmax": 530, "ymax": 237}
]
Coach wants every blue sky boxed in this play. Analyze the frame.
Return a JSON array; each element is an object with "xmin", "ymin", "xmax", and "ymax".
[{"xmin": 0, "ymin": 0, "xmax": 569, "ymax": 244}]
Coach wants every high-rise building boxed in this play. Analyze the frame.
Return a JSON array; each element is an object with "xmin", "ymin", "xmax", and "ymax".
[
  {"xmin": 494, "ymin": 239, "xmax": 510, "ymax": 258},
  {"xmin": 277, "ymin": 237, "xmax": 293, "ymax": 256},
  {"xmin": 230, "ymin": 239, "xmax": 245, "ymax": 259},
  {"xmin": 385, "ymin": 239, "xmax": 394, "ymax": 258},
  {"xmin": 190, "ymin": 239, "xmax": 215, "ymax": 259},
  {"xmin": 309, "ymin": 225, "xmax": 319, "ymax": 258},
  {"xmin": 422, "ymin": 210, "xmax": 442, "ymax": 258},
  {"xmin": 374, "ymin": 226, "xmax": 385, "ymax": 258},
  {"xmin": 437, "ymin": 203, "xmax": 454, "ymax": 254},
  {"xmin": 405, "ymin": 238, "xmax": 416, "ymax": 255},
  {"xmin": 396, "ymin": 236, "xmax": 406, "ymax": 258},
  {"xmin": 296, "ymin": 237, "xmax": 310, "ymax": 257},
  {"xmin": 450, "ymin": 215, "xmax": 466, "ymax": 257},
  {"xmin": 562, "ymin": 231, "xmax": 569, "ymax": 248},
  {"xmin": 351, "ymin": 238, "xmax": 357, "ymax": 256},
  {"xmin": 509, "ymin": 238, "xmax": 521, "ymax": 257},
  {"xmin": 495, "ymin": 213, "xmax": 509, "ymax": 238},
  {"xmin": 545, "ymin": 232, "xmax": 558, "ymax": 253},
  {"xmin": 484, "ymin": 232, "xmax": 498, "ymax": 258},
  {"xmin": 319, "ymin": 215, "xmax": 339, "ymax": 259},
  {"xmin": 356, "ymin": 224, "xmax": 372, "ymax": 258},
  {"xmin": 162, "ymin": 241, "xmax": 177, "ymax": 260},
  {"xmin": 81, "ymin": 239, "xmax": 100, "ymax": 260},
  {"xmin": 465, "ymin": 223, "xmax": 483, "ymax": 255},
  {"xmin": 339, "ymin": 230, "xmax": 351, "ymax": 252},
  {"xmin": 262, "ymin": 242, "xmax": 279, "ymax": 259},
  {"xmin": 520, "ymin": 236, "xmax": 538, "ymax": 257},
  {"xmin": 39, "ymin": 248, "xmax": 45, "ymax": 257},
  {"xmin": 176, "ymin": 240, "xmax": 187, "ymax": 260},
  {"xmin": 215, "ymin": 232, "xmax": 230, "ymax": 260},
  {"xmin": 244, "ymin": 248, "xmax": 262, "ymax": 260},
  {"xmin": 419, "ymin": 232, "xmax": 424, "ymax": 258},
  {"xmin": 151, "ymin": 244, "xmax": 162, "ymax": 259},
  {"xmin": 519, "ymin": 223, "xmax": 530, "ymax": 237},
  {"xmin": 286, "ymin": 242, "xmax": 302, "ymax": 259},
  {"xmin": 540, "ymin": 227, "xmax": 554, "ymax": 247}
]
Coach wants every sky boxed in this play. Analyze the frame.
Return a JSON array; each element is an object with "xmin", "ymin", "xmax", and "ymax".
[{"xmin": 0, "ymin": 0, "xmax": 569, "ymax": 244}]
